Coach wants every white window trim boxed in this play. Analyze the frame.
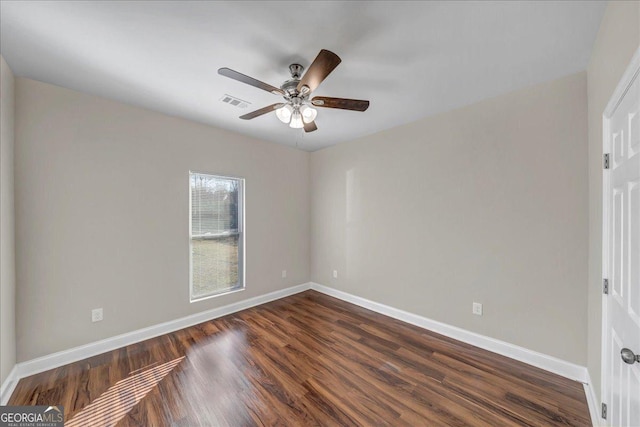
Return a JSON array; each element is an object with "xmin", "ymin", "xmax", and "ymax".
[{"xmin": 189, "ymin": 171, "xmax": 245, "ymax": 303}]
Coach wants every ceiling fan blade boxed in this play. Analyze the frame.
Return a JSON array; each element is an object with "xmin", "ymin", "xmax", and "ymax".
[
  {"xmin": 297, "ymin": 49, "xmax": 342, "ymax": 93},
  {"xmin": 304, "ymin": 121, "xmax": 318, "ymax": 133},
  {"xmin": 239, "ymin": 103, "xmax": 285, "ymax": 120},
  {"xmin": 218, "ymin": 68, "xmax": 284, "ymax": 95},
  {"xmin": 311, "ymin": 96, "xmax": 370, "ymax": 112}
]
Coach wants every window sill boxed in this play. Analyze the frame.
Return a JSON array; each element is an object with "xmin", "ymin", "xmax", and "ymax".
[{"xmin": 190, "ymin": 285, "xmax": 245, "ymax": 303}]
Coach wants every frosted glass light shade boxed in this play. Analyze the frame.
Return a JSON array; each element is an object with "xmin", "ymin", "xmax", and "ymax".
[
  {"xmin": 275, "ymin": 104, "xmax": 293, "ymax": 123},
  {"xmin": 300, "ymin": 105, "xmax": 317, "ymax": 123},
  {"xmin": 289, "ymin": 111, "xmax": 304, "ymax": 128}
]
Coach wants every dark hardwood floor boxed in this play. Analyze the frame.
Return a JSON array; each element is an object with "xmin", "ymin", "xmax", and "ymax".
[{"xmin": 9, "ymin": 290, "xmax": 591, "ymax": 426}]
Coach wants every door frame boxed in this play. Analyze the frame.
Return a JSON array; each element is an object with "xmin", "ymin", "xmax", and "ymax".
[{"xmin": 601, "ymin": 46, "xmax": 640, "ymax": 424}]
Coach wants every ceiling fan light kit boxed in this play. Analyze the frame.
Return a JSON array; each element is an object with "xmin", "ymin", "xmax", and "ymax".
[
  {"xmin": 300, "ymin": 105, "xmax": 317, "ymax": 123},
  {"xmin": 275, "ymin": 104, "xmax": 293, "ymax": 123},
  {"xmin": 274, "ymin": 90, "xmax": 317, "ymax": 127},
  {"xmin": 289, "ymin": 111, "xmax": 304, "ymax": 129},
  {"xmin": 218, "ymin": 49, "xmax": 370, "ymax": 133}
]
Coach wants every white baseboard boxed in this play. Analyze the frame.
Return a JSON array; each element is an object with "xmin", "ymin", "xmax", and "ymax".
[
  {"xmin": 0, "ymin": 365, "xmax": 19, "ymax": 405},
  {"xmin": 13, "ymin": 283, "xmax": 311, "ymax": 382},
  {"xmin": 310, "ymin": 282, "xmax": 589, "ymax": 383},
  {"xmin": 583, "ymin": 371, "xmax": 601, "ymax": 426},
  {"xmin": 4, "ymin": 281, "xmax": 596, "ymax": 417}
]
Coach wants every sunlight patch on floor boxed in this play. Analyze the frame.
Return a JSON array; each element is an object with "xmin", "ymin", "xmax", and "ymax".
[{"xmin": 66, "ymin": 356, "xmax": 184, "ymax": 427}]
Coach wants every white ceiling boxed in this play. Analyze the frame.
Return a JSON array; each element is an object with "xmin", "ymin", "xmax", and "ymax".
[{"xmin": 0, "ymin": 1, "xmax": 606, "ymax": 151}]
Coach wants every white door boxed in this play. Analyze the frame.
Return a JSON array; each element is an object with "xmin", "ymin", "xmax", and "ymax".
[{"xmin": 603, "ymin": 48, "xmax": 640, "ymax": 427}]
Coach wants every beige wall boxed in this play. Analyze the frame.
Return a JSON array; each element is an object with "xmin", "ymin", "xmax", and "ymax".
[
  {"xmin": 311, "ymin": 72, "xmax": 588, "ymax": 364},
  {"xmin": 586, "ymin": 0, "xmax": 640, "ymax": 402},
  {"xmin": 14, "ymin": 78, "xmax": 310, "ymax": 361},
  {"xmin": 0, "ymin": 56, "xmax": 16, "ymax": 385}
]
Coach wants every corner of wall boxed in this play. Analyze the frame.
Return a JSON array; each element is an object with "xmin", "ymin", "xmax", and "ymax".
[{"xmin": 0, "ymin": 54, "xmax": 17, "ymax": 390}]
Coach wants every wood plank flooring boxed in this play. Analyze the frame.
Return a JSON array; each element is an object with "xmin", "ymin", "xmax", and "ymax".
[{"xmin": 8, "ymin": 290, "xmax": 592, "ymax": 426}]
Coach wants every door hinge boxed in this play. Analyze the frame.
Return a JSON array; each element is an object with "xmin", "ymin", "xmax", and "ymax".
[
  {"xmin": 603, "ymin": 278, "xmax": 609, "ymax": 294},
  {"xmin": 604, "ymin": 153, "xmax": 610, "ymax": 169},
  {"xmin": 602, "ymin": 402, "xmax": 607, "ymax": 419}
]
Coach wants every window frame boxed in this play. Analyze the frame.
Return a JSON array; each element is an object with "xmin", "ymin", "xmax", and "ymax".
[{"xmin": 188, "ymin": 171, "xmax": 245, "ymax": 302}]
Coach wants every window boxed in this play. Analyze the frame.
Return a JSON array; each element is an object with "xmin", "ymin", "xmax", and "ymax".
[{"xmin": 189, "ymin": 172, "xmax": 244, "ymax": 301}]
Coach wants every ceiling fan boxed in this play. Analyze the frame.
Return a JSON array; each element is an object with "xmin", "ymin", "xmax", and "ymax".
[{"xmin": 218, "ymin": 49, "xmax": 369, "ymax": 133}]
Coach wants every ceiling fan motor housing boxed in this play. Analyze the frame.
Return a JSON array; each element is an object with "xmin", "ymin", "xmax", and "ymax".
[
  {"xmin": 281, "ymin": 64, "xmax": 306, "ymax": 98},
  {"xmin": 281, "ymin": 79, "xmax": 301, "ymax": 97}
]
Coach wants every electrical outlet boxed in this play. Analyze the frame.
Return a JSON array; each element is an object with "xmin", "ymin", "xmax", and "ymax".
[
  {"xmin": 472, "ymin": 302, "xmax": 483, "ymax": 316},
  {"xmin": 282, "ymin": 270, "xmax": 287, "ymax": 278},
  {"xmin": 333, "ymin": 270, "xmax": 338, "ymax": 279},
  {"xmin": 92, "ymin": 308, "xmax": 103, "ymax": 322}
]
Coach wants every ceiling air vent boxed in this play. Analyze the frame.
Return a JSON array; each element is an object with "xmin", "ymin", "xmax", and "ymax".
[{"xmin": 220, "ymin": 94, "xmax": 250, "ymax": 109}]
